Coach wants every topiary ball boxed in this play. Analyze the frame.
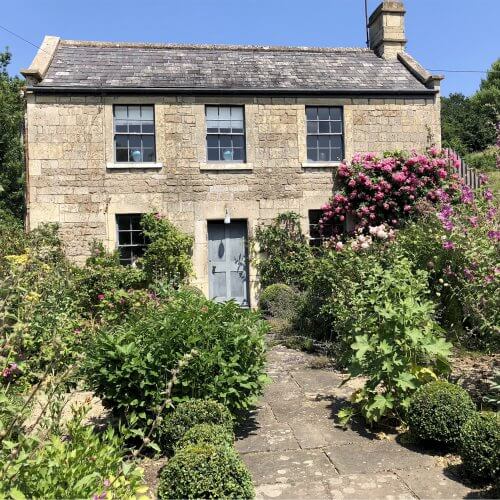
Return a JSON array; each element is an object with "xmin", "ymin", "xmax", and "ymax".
[
  {"xmin": 175, "ymin": 423, "xmax": 234, "ymax": 452},
  {"xmin": 159, "ymin": 399, "xmax": 233, "ymax": 452},
  {"xmin": 408, "ymin": 381, "xmax": 475, "ymax": 446},
  {"xmin": 157, "ymin": 444, "xmax": 254, "ymax": 499},
  {"xmin": 460, "ymin": 412, "xmax": 500, "ymax": 481},
  {"xmin": 258, "ymin": 283, "xmax": 299, "ymax": 319}
]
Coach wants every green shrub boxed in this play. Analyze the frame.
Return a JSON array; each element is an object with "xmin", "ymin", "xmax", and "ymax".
[
  {"xmin": 408, "ymin": 381, "xmax": 475, "ymax": 446},
  {"xmin": 464, "ymin": 146, "xmax": 499, "ymax": 172},
  {"xmin": 140, "ymin": 213, "xmax": 193, "ymax": 286},
  {"xmin": 460, "ymin": 411, "xmax": 500, "ymax": 481},
  {"xmin": 175, "ymin": 423, "xmax": 234, "ymax": 451},
  {"xmin": 259, "ymin": 283, "xmax": 300, "ymax": 320},
  {"xmin": 254, "ymin": 212, "xmax": 313, "ymax": 290},
  {"xmin": 84, "ymin": 290, "xmax": 268, "ymax": 435},
  {"xmin": 161, "ymin": 400, "xmax": 234, "ymax": 452},
  {"xmin": 338, "ymin": 257, "xmax": 452, "ymax": 425},
  {"xmin": 0, "ymin": 406, "xmax": 147, "ymax": 499},
  {"xmin": 157, "ymin": 444, "xmax": 254, "ymax": 499}
]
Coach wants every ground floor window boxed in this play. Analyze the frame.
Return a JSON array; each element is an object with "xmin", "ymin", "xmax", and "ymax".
[
  {"xmin": 116, "ymin": 214, "xmax": 148, "ymax": 265},
  {"xmin": 308, "ymin": 210, "xmax": 333, "ymax": 247}
]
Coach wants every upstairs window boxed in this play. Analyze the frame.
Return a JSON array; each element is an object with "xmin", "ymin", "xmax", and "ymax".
[
  {"xmin": 306, "ymin": 106, "xmax": 343, "ymax": 162},
  {"xmin": 116, "ymin": 214, "xmax": 148, "ymax": 265},
  {"xmin": 308, "ymin": 210, "xmax": 333, "ymax": 247},
  {"xmin": 114, "ymin": 105, "xmax": 155, "ymax": 163},
  {"xmin": 206, "ymin": 106, "xmax": 246, "ymax": 162}
]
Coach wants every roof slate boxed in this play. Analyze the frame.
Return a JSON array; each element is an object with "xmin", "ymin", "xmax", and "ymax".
[{"xmin": 36, "ymin": 40, "xmax": 429, "ymax": 93}]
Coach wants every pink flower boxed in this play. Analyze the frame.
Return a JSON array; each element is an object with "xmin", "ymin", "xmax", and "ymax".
[
  {"xmin": 479, "ymin": 173, "xmax": 489, "ymax": 185},
  {"xmin": 335, "ymin": 241, "xmax": 344, "ymax": 251},
  {"xmin": 442, "ymin": 240, "xmax": 455, "ymax": 250},
  {"xmin": 97, "ymin": 294, "xmax": 105, "ymax": 301},
  {"xmin": 437, "ymin": 169, "xmax": 447, "ymax": 179},
  {"xmin": 469, "ymin": 216, "xmax": 478, "ymax": 228},
  {"xmin": 484, "ymin": 189, "xmax": 493, "ymax": 201},
  {"xmin": 461, "ymin": 186, "xmax": 474, "ymax": 204}
]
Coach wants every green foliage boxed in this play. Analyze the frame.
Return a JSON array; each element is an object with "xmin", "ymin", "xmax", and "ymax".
[
  {"xmin": 0, "ymin": 406, "xmax": 147, "ymax": 499},
  {"xmin": 84, "ymin": 290, "xmax": 268, "ymax": 435},
  {"xmin": 0, "ymin": 49, "xmax": 24, "ymax": 219},
  {"xmin": 175, "ymin": 423, "xmax": 234, "ymax": 451},
  {"xmin": 459, "ymin": 411, "xmax": 500, "ymax": 481},
  {"xmin": 254, "ymin": 212, "xmax": 313, "ymax": 290},
  {"xmin": 258, "ymin": 283, "xmax": 300, "ymax": 319},
  {"xmin": 157, "ymin": 443, "xmax": 254, "ymax": 499},
  {"xmin": 339, "ymin": 257, "xmax": 452, "ymax": 425},
  {"xmin": 408, "ymin": 381, "xmax": 475, "ymax": 446},
  {"xmin": 161, "ymin": 399, "xmax": 234, "ymax": 452},
  {"xmin": 464, "ymin": 146, "xmax": 499, "ymax": 173},
  {"xmin": 140, "ymin": 213, "xmax": 193, "ymax": 286},
  {"xmin": 0, "ymin": 388, "xmax": 27, "ymax": 439},
  {"xmin": 441, "ymin": 59, "xmax": 499, "ymax": 155}
]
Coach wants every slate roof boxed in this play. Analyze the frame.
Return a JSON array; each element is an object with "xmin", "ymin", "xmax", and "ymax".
[{"xmin": 35, "ymin": 40, "xmax": 431, "ymax": 94}]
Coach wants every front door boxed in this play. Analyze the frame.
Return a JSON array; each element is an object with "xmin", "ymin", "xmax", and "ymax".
[{"xmin": 208, "ymin": 221, "xmax": 249, "ymax": 307}]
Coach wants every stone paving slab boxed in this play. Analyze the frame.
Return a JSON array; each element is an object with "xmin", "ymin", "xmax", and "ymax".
[
  {"xmin": 396, "ymin": 468, "xmax": 482, "ymax": 499},
  {"xmin": 256, "ymin": 481, "xmax": 332, "ymax": 500},
  {"xmin": 327, "ymin": 473, "xmax": 415, "ymax": 499},
  {"xmin": 325, "ymin": 441, "xmax": 438, "ymax": 474},
  {"xmin": 241, "ymin": 449, "xmax": 338, "ymax": 486},
  {"xmin": 236, "ymin": 421, "xmax": 300, "ymax": 454}
]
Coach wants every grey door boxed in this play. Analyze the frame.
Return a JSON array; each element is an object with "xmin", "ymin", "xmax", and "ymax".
[{"xmin": 208, "ymin": 221, "xmax": 249, "ymax": 307}]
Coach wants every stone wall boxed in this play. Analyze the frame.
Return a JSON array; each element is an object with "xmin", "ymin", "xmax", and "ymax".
[{"xmin": 25, "ymin": 93, "xmax": 441, "ymax": 304}]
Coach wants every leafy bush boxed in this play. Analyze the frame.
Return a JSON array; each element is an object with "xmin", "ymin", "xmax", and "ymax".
[
  {"xmin": 464, "ymin": 146, "xmax": 499, "ymax": 172},
  {"xmin": 338, "ymin": 258, "xmax": 452, "ymax": 425},
  {"xmin": 84, "ymin": 290, "xmax": 268, "ymax": 435},
  {"xmin": 161, "ymin": 399, "xmax": 234, "ymax": 452},
  {"xmin": 460, "ymin": 411, "xmax": 500, "ymax": 481},
  {"xmin": 0, "ymin": 406, "xmax": 147, "ymax": 499},
  {"xmin": 140, "ymin": 213, "xmax": 193, "ymax": 286},
  {"xmin": 175, "ymin": 423, "xmax": 234, "ymax": 451},
  {"xmin": 320, "ymin": 149, "xmax": 461, "ymax": 238},
  {"xmin": 259, "ymin": 283, "xmax": 300, "ymax": 319},
  {"xmin": 407, "ymin": 381, "xmax": 475, "ymax": 446},
  {"xmin": 254, "ymin": 212, "xmax": 313, "ymax": 290},
  {"xmin": 157, "ymin": 443, "xmax": 254, "ymax": 499}
]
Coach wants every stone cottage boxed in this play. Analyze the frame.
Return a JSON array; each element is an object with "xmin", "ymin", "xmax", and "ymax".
[{"xmin": 22, "ymin": 0, "xmax": 442, "ymax": 307}]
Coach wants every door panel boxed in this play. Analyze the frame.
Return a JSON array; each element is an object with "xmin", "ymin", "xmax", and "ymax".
[{"xmin": 208, "ymin": 221, "xmax": 249, "ymax": 306}]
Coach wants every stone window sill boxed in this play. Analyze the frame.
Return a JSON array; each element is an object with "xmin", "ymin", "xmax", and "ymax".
[
  {"xmin": 301, "ymin": 161, "xmax": 341, "ymax": 169},
  {"xmin": 106, "ymin": 162, "xmax": 163, "ymax": 170},
  {"xmin": 199, "ymin": 163, "xmax": 253, "ymax": 172}
]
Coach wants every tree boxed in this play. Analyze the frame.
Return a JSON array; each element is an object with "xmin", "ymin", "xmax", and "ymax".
[
  {"xmin": 0, "ymin": 48, "xmax": 25, "ymax": 219},
  {"xmin": 441, "ymin": 59, "xmax": 499, "ymax": 155}
]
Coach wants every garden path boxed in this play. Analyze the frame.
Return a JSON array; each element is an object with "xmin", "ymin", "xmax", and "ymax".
[{"xmin": 235, "ymin": 345, "xmax": 483, "ymax": 500}]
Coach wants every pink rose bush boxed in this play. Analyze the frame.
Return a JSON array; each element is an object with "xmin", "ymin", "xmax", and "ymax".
[{"xmin": 320, "ymin": 149, "xmax": 462, "ymax": 242}]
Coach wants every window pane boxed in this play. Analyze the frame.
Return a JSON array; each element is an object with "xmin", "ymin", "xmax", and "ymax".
[
  {"xmin": 115, "ymin": 121, "xmax": 128, "ymax": 133},
  {"xmin": 219, "ymin": 121, "xmax": 230, "ymax": 133},
  {"xmin": 232, "ymin": 148, "xmax": 244, "ymax": 161},
  {"xmin": 143, "ymin": 148, "xmax": 155, "ymax": 162},
  {"xmin": 230, "ymin": 107, "xmax": 243, "ymax": 120},
  {"xmin": 307, "ymin": 121, "xmax": 318, "ymax": 134},
  {"xmin": 141, "ymin": 106, "xmax": 154, "ymax": 120},
  {"xmin": 207, "ymin": 120, "xmax": 219, "ymax": 133},
  {"xmin": 330, "ymin": 107, "xmax": 342, "ymax": 120},
  {"xmin": 114, "ymin": 106, "xmax": 128, "ymax": 119},
  {"xmin": 318, "ymin": 136, "xmax": 330, "ymax": 148},
  {"xmin": 218, "ymin": 107, "xmax": 231, "ymax": 120},
  {"xmin": 116, "ymin": 149, "xmax": 128, "ymax": 162},
  {"xmin": 330, "ymin": 121, "xmax": 342, "ymax": 134},
  {"xmin": 207, "ymin": 135, "xmax": 219, "ymax": 147},
  {"xmin": 207, "ymin": 148, "xmax": 220, "ymax": 161},
  {"xmin": 119, "ymin": 246, "xmax": 132, "ymax": 262},
  {"xmin": 142, "ymin": 123, "xmax": 154, "ymax": 134},
  {"xmin": 115, "ymin": 135, "xmax": 128, "ymax": 148},
  {"xmin": 221, "ymin": 148, "xmax": 234, "ymax": 161},
  {"xmin": 130, "ymin": 215, "xmax": 141, "ymax": 230},
  {"xmin": 319, "ymin": 121, "xmax": 330, "ymax": 133},
  {"xmin": 129, "ymin": 149, "xmax": 143, "ymax": 162},
  {"xmin": 231, "ymin": 120, "xmax": 244, "ymax": 133},
  {"xmin": 142, "ymin": 135, "xmax": 154, "ymax": 148},
  {"xmin": 306, "ymin": 107, "xmax": 317, "ymax": 120},
  {"xmin": 129, "ymin": 122, "xmax": 141, "ymax": 133},
  {"xmin": 232, "ymin": 135, "xmax": 244, "ymax": 148},
  {"xmin": 306, "ymin": 136, "xmax": 317, "ymax": 148},
  {"xmin": 128, "ymin": 106, "xmax": 141, "ymax": 120},
  {"xmin": 331, "ymin": 135, "xmax": 343, "ymax": 148},
  {"xmin": 331, "ymin": 149, "xmax": 342, "ymax": 162},
  {"xmin": 118, "ymin": 231, "xmax": 131, "ymax": 245},
  {"xmin": 129, "ymin": 136, "xmax": 141, "ymax": 147},
  {"xmin": 219, "ymin": 135, "xmax": 231, "ymax": 147},
  {"xmin": 132, "ymin": 231, "xmax": 145, "ymax": 245},
  {"xmin": 206, "ymin": 107, "xmax": 219, "ymax": 120},
  {"xmin": 318, "ymin": 107, "xmax": 329, "ymax": 120},
  {"xmin": 318, "ymin": 149, "xmax": 329, "ymax": 161},
  {"xmin": 307, "ymin": 149, "xmax": 318, "ymax": 161},
  {"xmin": 116, "ymin": 215, "xmax": 128, "ymax": 229}
]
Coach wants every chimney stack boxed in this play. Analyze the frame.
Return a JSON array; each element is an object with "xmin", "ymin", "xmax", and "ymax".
[{"xmin": 368, "ymin": 1, "xmax": 406, "ymax": 59}]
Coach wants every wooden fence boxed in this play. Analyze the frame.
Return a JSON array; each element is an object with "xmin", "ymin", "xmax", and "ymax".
[{"xmin": 445, "ymin": 148, "xmax": 481, "ymax": 190}]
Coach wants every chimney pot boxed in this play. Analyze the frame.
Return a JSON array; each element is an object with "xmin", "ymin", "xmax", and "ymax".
[{"xmin": 368, "ymin": 1, "xmax": 407, "ymax": 59}]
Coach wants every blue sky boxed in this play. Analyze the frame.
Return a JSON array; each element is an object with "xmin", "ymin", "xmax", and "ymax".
[{"xmin": 2, "ymin": 0, "xmax": 498, "ymax": 96}]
